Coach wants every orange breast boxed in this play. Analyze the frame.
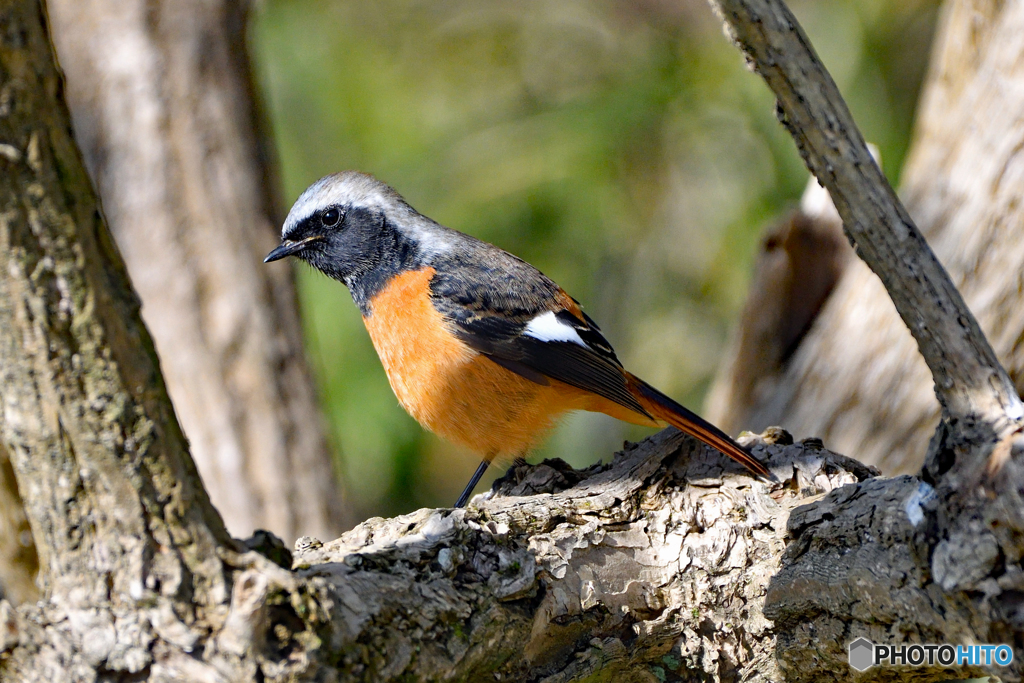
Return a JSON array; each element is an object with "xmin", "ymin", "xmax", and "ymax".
[{"xmin": 362, "ymin": 267, "xmax": 594, "ymax": 459}]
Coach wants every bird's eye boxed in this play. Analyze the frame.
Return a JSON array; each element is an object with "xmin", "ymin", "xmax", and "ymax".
[{"xmin": 321, "ymin": 208, "xmax": 341, "ymax": 227}]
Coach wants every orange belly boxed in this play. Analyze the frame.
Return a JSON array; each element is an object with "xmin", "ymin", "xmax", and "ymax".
[{"xmin": 362, "ymin": 267, "xmax": 603, "ymax": 459}]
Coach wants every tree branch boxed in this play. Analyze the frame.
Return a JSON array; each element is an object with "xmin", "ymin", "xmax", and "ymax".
[
  {"xmin": 706, "ymin": 0, "xmax": 1024, "ymax": 462},
  {"xmin": 167, "ymin": 432, "xmax": 1007, "ymax": 682},
  {"xmin": 286, "ymin": 433, "xmax": 877, "ymax": 681},
  {"xmin": 694, "ymin": 3, "xmax": 1024, "ymax": 677}
]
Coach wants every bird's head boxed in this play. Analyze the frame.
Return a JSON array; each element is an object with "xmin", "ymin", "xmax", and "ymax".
[{"xmin": 264, "ymin": 171, "xmax": 418, "ymax": 285}]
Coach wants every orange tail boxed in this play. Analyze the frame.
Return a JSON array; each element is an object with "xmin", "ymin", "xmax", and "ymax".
[{"xmin": 626, "ymin": 372, "xmax": 771, "ymax": 478}]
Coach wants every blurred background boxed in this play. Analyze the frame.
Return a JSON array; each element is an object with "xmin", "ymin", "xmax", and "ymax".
[{"xmin": 250, "ymin": 0, "xmax": 940, "ymax": 520}]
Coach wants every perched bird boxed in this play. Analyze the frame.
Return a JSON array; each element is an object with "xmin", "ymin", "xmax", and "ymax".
[{"xmin": 265, "ymin": 172, "xmax": 770, "ymax": 507}]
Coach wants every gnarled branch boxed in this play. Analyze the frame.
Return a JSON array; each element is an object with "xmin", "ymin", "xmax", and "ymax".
[{"xmin": 707, "ymin": 0, "xmax": 1024, "ymax": 470}]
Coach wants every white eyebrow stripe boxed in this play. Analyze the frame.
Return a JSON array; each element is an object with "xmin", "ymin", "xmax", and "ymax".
[
  {"xmin": 280, "ymin": 173, "xmax": 456, "ymax": 257},
  {"xmin": 522, "ymin": 311, "xmax": 588, "ymax": 347}
]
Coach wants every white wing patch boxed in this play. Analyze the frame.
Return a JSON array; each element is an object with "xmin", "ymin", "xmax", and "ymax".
[{"xmin": 523, "ymin": 311, "xmax": 588, "ymax": 347}]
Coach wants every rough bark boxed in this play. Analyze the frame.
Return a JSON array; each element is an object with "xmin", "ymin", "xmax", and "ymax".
[
  {"xmin": 0, "ymin": 3, "xmax": 343, "ymax": 681},
  {"xmin": 1, "ymin": 0, "xmax": 1022, "ymax": 681},
  {"xmin": 0, "ymin": 0, "xmax": 230, "ymax": 671},
  {"xmin": 708, "ymin": 0, "xmax": 1024, "ymax": 476},
  {"xmin": 286, "ymin": 432, "xmax": 878, "ymax": 682},
  {"xmin": 45, "ymin": 0, "xmax": 348, "ymax": 543}
]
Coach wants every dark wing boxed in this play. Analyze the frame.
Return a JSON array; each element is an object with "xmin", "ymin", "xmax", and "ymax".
[{"xmin": 429, "ymin": 248, "xmax": 651, "ymax": 418}]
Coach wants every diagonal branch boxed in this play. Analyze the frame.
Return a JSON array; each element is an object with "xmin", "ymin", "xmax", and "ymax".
[{"xmin": 706, "ymin": 0, "xmax": 1024, "ymax": 458}]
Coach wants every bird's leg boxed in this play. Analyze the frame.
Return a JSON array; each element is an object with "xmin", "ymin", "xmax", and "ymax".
[{"xmin": 454, "ymin": 459, "xmax": 491, "ymax": 508}]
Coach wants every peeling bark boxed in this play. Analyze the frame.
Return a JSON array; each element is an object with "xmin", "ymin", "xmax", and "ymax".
[{"xmin": 283, "ymin": 433, "xmax": 874, "ymax": 682}]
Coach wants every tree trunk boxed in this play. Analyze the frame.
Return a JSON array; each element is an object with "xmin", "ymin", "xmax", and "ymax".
[
  {"xmin": 707, "ymin": 0, "xmax": 1024, "ymax": 476},
  {"xmin": 44, "ymin": 0, "xmax": 349, "ymax": 544},
  {"xmin": 1, "ymin": 0, "xmax": 1022, "ymax": 681},
  {"xmin": 0, "ymin": 0, "xmax": 234, "ymax": 674}
]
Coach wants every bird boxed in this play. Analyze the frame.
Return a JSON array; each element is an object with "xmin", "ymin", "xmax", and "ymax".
[{"xmin": 265, "ymin": 172, "xmax": 771, "ymax": 508}]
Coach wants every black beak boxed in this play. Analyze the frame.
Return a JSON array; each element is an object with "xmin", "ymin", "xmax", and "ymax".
[{"xmin": 264, "ymin": 236, "xmax": 321, "ymax": 263}]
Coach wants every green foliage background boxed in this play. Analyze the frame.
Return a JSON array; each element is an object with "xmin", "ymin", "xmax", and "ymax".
[{"xmin": 251, "ymin": 0, "xmax": 939, "ymax": 521}]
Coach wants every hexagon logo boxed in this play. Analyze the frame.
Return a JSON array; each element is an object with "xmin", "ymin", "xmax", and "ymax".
[{"xmin": 849, "ymin": 638, "xmax": 874, "ymax": 671}]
